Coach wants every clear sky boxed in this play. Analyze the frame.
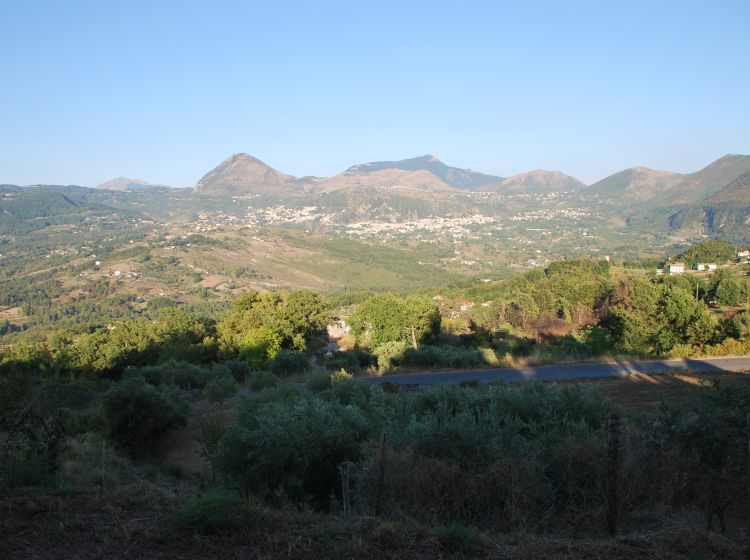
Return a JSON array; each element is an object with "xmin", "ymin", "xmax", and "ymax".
[{"xmin": 1, "ymin": 0, "xmax": 749, "ymax": 187}]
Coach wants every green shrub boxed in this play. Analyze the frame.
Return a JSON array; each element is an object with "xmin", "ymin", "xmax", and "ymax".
[
  {"xmin": 67, "ymin": 402, "xmax": 108, "ymax": 436},
  {"xmin": 247, "ymin": 370, "xmax": 280, "ymax": 391},
  {"xmin": 269, "ymin": 349, "xmax": 309, "ymax": 377},
  {"xmin": 323, "ymin": 350, "xmax": 361, "ymax": 373},
  {"xmin": 4, "ymin": 452, "xmax": 54, "ymax": 488},
  {"xmin": 373, "ymin": 340, "xmax": 407, "ymax": 373},
  {"xmin": 204, "ymin": 375, "xmax": 237, "ymax": 404},
  {"xmin": 400, "ymin": 345, "xmax": 486, "ymax": 370},
  {"xmin": 307, "ymin": 372, "xmax": 332, "ymax": 392},
  {"xmin": 238, "ymin": 327, "xmax": 282, "ymax": 370},
  {"xmin": 220, "ymin": 358, "xmax": 252, "ymax": 383},
  {"xmin": 174, "ymin": 490, "xmax": 248, "ymax": 533},
  {"xmin": 216, "ymin": 394, "xmax": 371, "ymax": 505},
  {"xmin": 196, "ymin": 413, "xmax": 226, "ymax": 481},
  {"xmin": 102, "ymin": 376, "xmax": 191, "ymax": 457},
  {"xmin": 39, "ymin": 377, "xmax": 99, "ymax": 411},
  {"xmin": 131, "ymin": 360, "xmax": 211, "ymax": 389}
]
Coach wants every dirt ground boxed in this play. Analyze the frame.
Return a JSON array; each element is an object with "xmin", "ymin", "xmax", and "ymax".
[{"xmin": 159, "ymin": 398, "xmax": 236, "ymax": 475}]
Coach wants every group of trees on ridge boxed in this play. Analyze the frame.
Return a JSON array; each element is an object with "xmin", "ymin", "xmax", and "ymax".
[{"xmin": 1, "ymin": 243, "xmax": 749, "ymax": 381}]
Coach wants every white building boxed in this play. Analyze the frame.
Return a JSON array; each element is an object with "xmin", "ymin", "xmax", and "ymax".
[
  {"xmin": 695, "ymin": 263, "xmax": 717, "ymax": 272},
  {"xmin": 668, "ymin": 262, "xmax": 685, "ymax": 275}
]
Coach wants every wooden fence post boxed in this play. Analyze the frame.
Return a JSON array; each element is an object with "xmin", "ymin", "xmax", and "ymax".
[
  {"xmin": 340, "ymin": 462, "xmax": 351, "ymax": 517},
  {"xmin": 606, "ymin": 412, "xmax": 621, "ymax": 537},
  {"xmin": 376, "ymin": 431, "xmax": 388, "ymax": 516}
]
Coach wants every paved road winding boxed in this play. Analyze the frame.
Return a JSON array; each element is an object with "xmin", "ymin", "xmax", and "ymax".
[{"xmin": 360, "ymin": 356, "xmax": 750, "ymax": 387}]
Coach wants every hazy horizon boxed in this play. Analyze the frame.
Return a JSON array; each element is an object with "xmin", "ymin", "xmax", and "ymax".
[{"xmin": 2, "ymin": 0, "xmax": 749, "ymax": 187}]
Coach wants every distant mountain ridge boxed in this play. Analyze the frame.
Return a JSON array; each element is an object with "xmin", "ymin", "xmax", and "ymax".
[
  {"xmin": 96, "ymin": 177, "xmax": 170, "ymax": 191},
  {"xmin": 192, "ymin": 152, "xmax": 750, "ymax": 205},
  {"xmin": 195, "ymin": 153, "xmax": 303, "ymax": 197},
  {"xmin": 587, "ymin": 167, "xmax": 684, "ymax": 202},
  {"xmin": 704, "ymin": 171, "xmax": 750, "ymax": 205},
  {"xmin": 661, "ymin": 154, "xmax": 750, "ymax": 203},
  {"xmin": 344, "ymin": 154, "xmax": 502, "ymax": 191},
  {"xmin": 588, "ymin": 154, "xmax": 750, "ymax": 205},
  {"xmin": 487, "ymin": 170, "xmax": 586, "ymax": 194}
]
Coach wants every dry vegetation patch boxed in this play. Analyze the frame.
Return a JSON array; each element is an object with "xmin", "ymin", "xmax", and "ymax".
[{"xmin": 572, "ymin": 370, "xmax": 750, "ymax": 412}]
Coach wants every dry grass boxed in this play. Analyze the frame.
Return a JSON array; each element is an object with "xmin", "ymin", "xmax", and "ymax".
[
  {"xmin": 2, "ymin": 486, "xmax": 749, "ymax": 559},
  {"xmin": 571, "ymin": 370, "xmax": 750, "ymax": 412},
  {"xmin": 158, "ymin": 398, "xmax": 236, "ymax": 475}
]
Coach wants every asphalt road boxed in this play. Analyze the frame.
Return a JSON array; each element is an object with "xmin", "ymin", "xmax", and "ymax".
[{"xmin": 360, "ymin": 356, "xmax": 750, "ymax": 387}]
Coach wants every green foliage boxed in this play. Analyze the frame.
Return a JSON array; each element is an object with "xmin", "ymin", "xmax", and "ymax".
[
  {"xmin": 399, "ymin": 345, "xmax": 490, "ymax": 370},
  {"xmin": 307, "ymin": 371, "xmax": 334, "ymax": 392},
  {"xmin": 247, "ymin": 370, "xmax": 280, "ymax": 391},
  {"xmin": 215, "ymin": 380, "xmax": 616, "ymax": 527},
  {"xmin": 203, "ymin": 375, "xmax": 237, "ymax": 404},
  {"xmin": 625, "ymin": 382, "xmax": 750, "ymax": 527},
  {"xmin": 268, "ymin": 349, "xmax": 309, "ymax": 377},
  {"xmin": 322, "ymin": 350, "xmax": 362, "ymax": 373},
  {"xmin": 349, "ymin": 293, "xmax": 440, "ymax": 348},
  {"xmin": 675, "ymin": 239, "xmax": 735, "ymax": 268},
  {"xmin": 70, "ymin": 309, "xmax": 216, "ymax": 376},
  {"xmin": 715, "ymin": 276, "xmax": 742, "ymax": 306},
  {"xmin": 722, "ymin": 312, "xmax": 750, "ymax": 340},
  {"xmin": 373, "ymin": 340, "xmax": 408, "ymax": 373},
  {"xmin": 59, "ymin": 433, "xmax": 125, "ymax": 493},
  {"xmin": 219, "ymin": 358, "xmax": 252, "ymax": 383},
  {"xmin": 216, "ymin": 392, "xmax": 371, "ymax": 505},
  {"xmin": 654, "ymin": 286, "xmax": 717, "ymax": 352},
  {"xmin": 218, "ymin": 290, "xmax": 330, "ymax": 356},
  {"xmin": 237, "ymin": 327, "xmax": 282, "ymax": 370},
  {"xmin": 131, "ymin": 360, "xmax": 211, "ymax": 389},
  {"xmin": 102, "ymin": 376, "xmax": 191, "ymax": 456},
  {"xmin": 603, "ymin": 280, "xmax": 719, "ymax": 355},
  {"xmin": 196, "ymin": 413, "xmax": 226, "ymax": 480},
  {"xmin": 174, "ymin": 490, "xmax": 255, "ymax": 533}
]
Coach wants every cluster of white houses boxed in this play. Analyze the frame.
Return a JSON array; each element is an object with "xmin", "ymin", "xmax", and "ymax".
[
  {"xmin": 656, "ymin": 261, "xmax": 717, "ymax": 276},
  {"xmin": 656, "ymin": 250, "xmax": 750, "ymax": 276}
]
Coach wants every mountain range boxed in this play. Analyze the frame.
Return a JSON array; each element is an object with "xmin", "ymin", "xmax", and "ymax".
[
  {"xmin": 193, "ymin": 153, "xmax": 587, "ymax": 197},
  {"xmin": 96, "ymin": 177, "xmax": 171, "ymax": 191},
  {"xmin": 191, "ymin": 152, "xmax": 750, "ymax": 207}
]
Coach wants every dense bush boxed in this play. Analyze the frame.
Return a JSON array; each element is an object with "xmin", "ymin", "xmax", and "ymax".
[
  {"xmin": 218, "ymin": 290, "xmax": 330, "ymax": 356},
  {"xmin": 399, "ymin": 345, "xmax": 489, "ymax": 370},
  {"xmin": 216, "ymin": 389, "xmax": 371, "ymax": 504},
  {"xmin": 322, "ymin": 349, "xmax": 362, "ymax": 373},
  {"xmin": 268, "ymin": 349, "xmax": 309, "ymax": 377},
  {"xmin": 349, "ymin": 293, "xmax": 440, "ymax": 348},
  {"xmin": 102, "ymin": 376, "xmax": 191, "ymax": 456},
  {"xmin": 213, "ymin": 375, "xmax": 750, "ymax": 530},
  {"xmin": 218, "ymin": 358, "xmax": 252, "ymax": 383},
  {"xmin": 216, "ymin": 381, "xmax": 615, "ymax": 526},
  {"xmin": 204, "ymin": 375, "xmax": 237, "ymax": 404},
  {"xmin": 130, "ymin": 360, "xmax": 212, "ymax": 389},
  {"xmin": 372, "ymin": 340, "xmax": 408, "ymax": 373}
]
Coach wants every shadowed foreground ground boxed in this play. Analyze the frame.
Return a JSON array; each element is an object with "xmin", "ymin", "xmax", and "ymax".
[{"xmin": 2, "ymin": 487, "xmax": 749, "ymax": 560}]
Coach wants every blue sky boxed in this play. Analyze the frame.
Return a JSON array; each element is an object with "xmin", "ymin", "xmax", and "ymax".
[{"xmin": 1, "ymin": 0, "xmax": 748, "ymax": 186}]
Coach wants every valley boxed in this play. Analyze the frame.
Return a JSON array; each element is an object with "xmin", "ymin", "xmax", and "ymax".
[{"xmin": 1, "ymin": 151, "xmax": 748, "ymax": 342}]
